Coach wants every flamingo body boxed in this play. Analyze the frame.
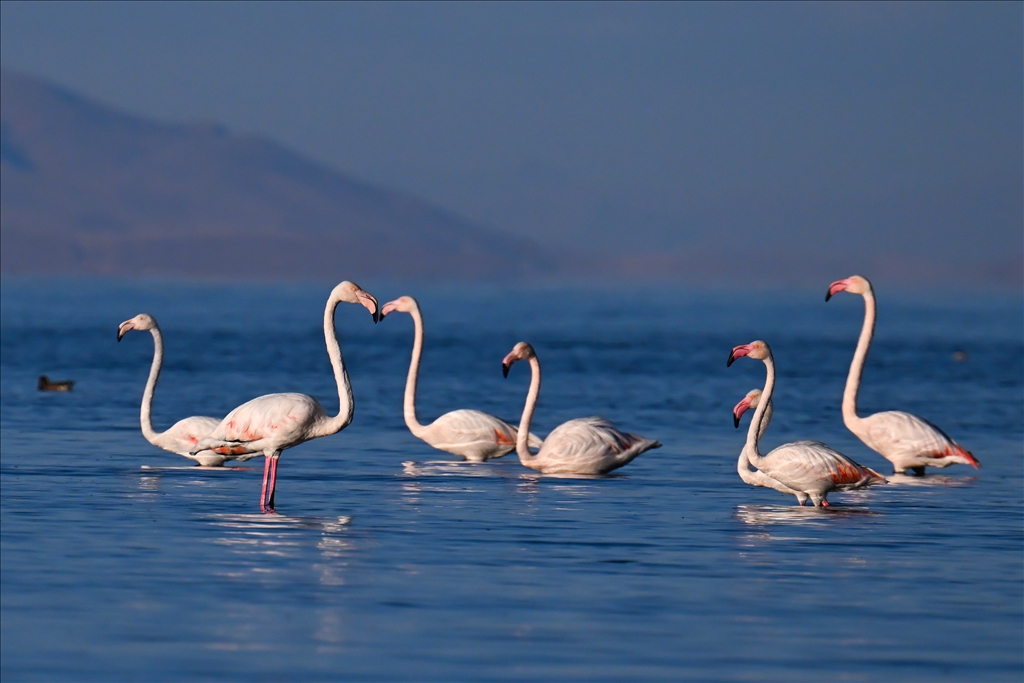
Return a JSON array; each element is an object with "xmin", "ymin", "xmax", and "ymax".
[
  {"xmin": 853, "ymin": 410, "xmax": 977, "ymax": 475},
  {"xmin": 729, "ymin": 340, "xmax": 886, "ymax": 507},
  {"xmin": 196, "ymin": 393, "xmax": 328, "ymax": 459},
  {"xmin": 528, "ymin": 416, "xmax": 659, "ymax": 475},
  {"xmin": 381, "ymin": 295, "xmax": 540, "ymax": 461},
  {"xmin": 502, "ymin": 342, "xmax": 660, "ymax": 475},
  {"xmin": 118, "ymin": 313, "xmax": 228, "ymax": 466},
  {"xmin": 412, "ymin": 408, "xmax": 540, "ymax": 461},
  {"xmin": 733, "ymin": 389, "xmax": 808, "ymax": 504},
  {"xmin": 827, "ymin": 275, "xmax": 980, "ymax": 474}
]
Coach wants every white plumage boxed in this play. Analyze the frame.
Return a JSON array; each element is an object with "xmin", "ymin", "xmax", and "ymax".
[
  {"xmin": 827, "ymin": 275, "xmax": 980, "ymax": 475},
  {"xmin": 381, "ymin": 295, "xmax": 541, "ymax": 461},
  {"xmin": 117, "ymin": 313, "xmax": 226, "ymax": 467},
  {"xmin": 728, "ymin": 340, "xmax": 886, "ymax": 507},
  {"xmin": 502, "ymin": 342, "xmax": 660, "ymax": 475}
]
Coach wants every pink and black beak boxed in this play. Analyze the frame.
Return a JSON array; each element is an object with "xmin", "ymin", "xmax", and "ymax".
[
  {"xmin": 825, "ymin": 278, "xmax": 851, "ymax": 302},
  {"xmin": 732, "ymin": 395, "xmax": 754, "ymax": 428},
  {"xmin": 117, "ymin": 320, "xmax": 134, "ymax": 342},
  {"xmin": 727, "ymin": 344, "xmax": 752, "ymax": 367},
  {"xmin": 357, "ymin": 290, "xmax": 381, "ymax": 324},
  {"xmin": 501, "ymin": 350, "xmax": 517, "ymax": 378}
]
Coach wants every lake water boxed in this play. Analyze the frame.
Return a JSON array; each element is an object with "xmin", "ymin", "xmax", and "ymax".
[{"xmin": 1, "ymin": 277, "xmax": 1021, "ymax": 681}]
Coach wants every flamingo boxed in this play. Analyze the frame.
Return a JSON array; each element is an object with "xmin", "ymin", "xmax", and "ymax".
[
  {"xmin": 117, "ymin": 313, "xmax": 229, "ymax": 467},
  {"xmin": 826, "ymin": 275, "xmax": 980, "ymax": 475},
  {"xmin": 731, "ymin": 388, "xmax": 809, "ymax": 504},
  {"xmin": 501, "ymin": 341, "xmax": 660, "ymax": 475},
  {"xmin": 728, "ymin": 340, "xmax": 886, "ymax": 507},
  {"xmin": 380, "ymin": 295, "xmax": 541, "ymax": 461},
  {"xmin": 191, "ymin": 282, "xmax": 379, "ymax": 512}
]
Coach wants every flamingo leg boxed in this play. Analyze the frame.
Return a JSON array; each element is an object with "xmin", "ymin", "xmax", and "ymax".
[
  {"xmin": 265, "ymin": 457, "xmax": 279, "ymax": 512},
  {"xmin": 821, "ymin": 499, "xmax": 830, "ymax": 508},
  {"xmin": 260, "ymin": 456, "xmax": 272, "ymax": 513}
]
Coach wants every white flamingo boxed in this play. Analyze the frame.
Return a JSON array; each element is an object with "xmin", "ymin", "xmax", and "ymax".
[
  {"xmin": 731, "ymin": 388, "xmax": 809, "ymax": 504},
  {"xmin": 827, "ymin": 275, "xmax": 980, "ymax": 475},
  {"xmin": 191, "ymin": 282, "xmax": 379, "ymax": 512},
  {"xmin": 728, "ymin": 340, "xmax": 886, "ymax": 507},
  {"xmin": 501, "ymin": 341, "xmax": 660, "ymax": 475},
  {"xmin": 118, "ymin": 313, "xmax": 228, "ymax": 467},
  {"xmin": 380, "ymin": 295, "xmax": 541, "ymax": 461}
]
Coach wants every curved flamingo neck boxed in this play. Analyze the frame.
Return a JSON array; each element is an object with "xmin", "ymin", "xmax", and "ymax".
[
  {"xmin": 514, "ymin": 356, "xmax": 542, "ymax": 468},
  {"xmin": 737, "ymin": 400, "xmax": 773, "ymax": 482},
  {"xmin": 743, "ymin": 353, "xmax": 775, "ymax": 472},
  {"xmin": 311, "ymin": 293, "xmax": 355, "ymax": 438},
  {"xmin": 401, "ymin": 304, "xmax": 427, "ymax": 437},
  {"xmin": 843, "ymin": 288, "xmax": 876, "ymax": 430},
  {"xmin": 139, "ymin": 326, "xmax": 163, "ymax": 444}
]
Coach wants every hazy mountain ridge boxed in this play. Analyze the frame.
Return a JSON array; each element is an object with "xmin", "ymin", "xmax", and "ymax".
[{"xmin": 0, "ymin": 69, "xmax": 546, "ymax": 280}]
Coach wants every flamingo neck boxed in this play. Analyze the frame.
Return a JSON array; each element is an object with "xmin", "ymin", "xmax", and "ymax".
[
  {"xmin": 139, "ymin": 326, "xmax": 163, "ymax": 444},
  {"xmin": 843, "ymin": 288, "xmax": 875, "ymax": 431},
  {"xmin": 401, "ymin": 305, "xmax": 427, "ymax": 437},
  {"xmin": 514, "ymin": 356, "xmax": 542, "ymax": 469},
  {"xmin": 737, "ymin": 400, "xmax": 773, "ymax": 483},
  {"xmin": 311, "ymin": 294, "xmax": 355, "ymax": 438},
  {"xmin": 743, "ymin": 354, "xmax": 775, "ymax": 472}
]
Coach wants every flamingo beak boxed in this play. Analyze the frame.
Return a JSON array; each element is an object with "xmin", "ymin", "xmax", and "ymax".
[
  {"xmin": 825, "ymin": 279, "xmax": 851, "ymax": 302},
  {"xmin": 380, "ymin": 300, "xmax": 400, "ymax": 319},
  {"xmin": 117, "ymin": 320, "xmax": 134, "ymax": 342},
  {"xmin": 357, "ymin": 290, "xmax": 381, "ymax": 323},
  {"xmin": 727, "ymin": 344, "xmax": 751, "ymax": 367},
  {"xmin": 501, "ymin": 351, "xmax": 518, "ymax": 378},
  {"xmin": 732, "ymin": 396, "xmax": 753, "ymax": 428}
]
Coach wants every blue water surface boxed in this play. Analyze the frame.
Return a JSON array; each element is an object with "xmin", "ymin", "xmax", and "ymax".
[{"xmin": 2, "ymin": 278, "xmax": 1022, "ymax": 681}]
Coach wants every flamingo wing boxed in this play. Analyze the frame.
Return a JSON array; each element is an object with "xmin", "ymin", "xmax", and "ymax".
[
  {"xmin": 761, "ymin": 441, "xmax": 884, "ymax": 495},
  {"xmin": 196, "ymin": 393, "xmax": 325, "ymax": 457},
  {"xmin": 861, "ymin": 411, "xmax": 976, "ymax": 468},
  {"xmin": 539, "ymin": 417, "xmax": 660, "ymax": 474}
]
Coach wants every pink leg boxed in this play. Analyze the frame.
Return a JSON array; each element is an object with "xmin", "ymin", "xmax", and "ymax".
[
  {"xmin": 260, "ymin": 457, "xmax": 272, "ymax": 513},
  {"xmin": 821, "ymin": 499, "xmax": 830, "ymax": 507},
  {"xmin": 265, "ymin": 458, "xmax": 279, "ymax": 512}
]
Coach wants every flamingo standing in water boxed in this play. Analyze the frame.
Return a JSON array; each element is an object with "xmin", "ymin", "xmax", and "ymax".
[
  {"xmin": 380, "ymin": 296, "xmax": 541, "ymax": 461},
  {"xmin": 191, "ymin": 282, "xmax": 379, "ymax": 512},
  {"xmin": 118, "ymin": 313, "xmax": 228, "ymax": 467},
  {"xmin": 731, "ymin": 388, "xmax": 809, "ymax": 504},
  {"xmin": 728, "ymin": 340, "xmax": 886, "ymax": 507},
  {"xmin": 501, "ymin": 342, "xmax": 660, "ymax": 475},
  {"xmin": 826, "ymin": 275, "xmax": 980, "ymax": 475}
]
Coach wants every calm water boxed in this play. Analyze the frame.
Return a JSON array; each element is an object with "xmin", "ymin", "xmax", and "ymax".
[{"xmin": 2, "ymin": 278, "xmax": 1022, "ymax": 682}]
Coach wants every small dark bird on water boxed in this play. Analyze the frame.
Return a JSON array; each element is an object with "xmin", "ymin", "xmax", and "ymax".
[{"xmin": 38, "ymin": 376, "xmax": 74, "ymax": 392}]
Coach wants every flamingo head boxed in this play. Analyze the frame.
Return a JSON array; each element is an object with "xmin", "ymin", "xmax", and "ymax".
[
  {"xmin": 380, "ymin": 295, "xmax": 418, "ymax": 319},
  {"xmin": 332, "ymin": 281, "xmax": 380, "ymax": 323},
  {"xmin": 826, "ymin": 274, "xmax": 871, "ymax": 301},
  {"xmin": 117, "ymin": 313, "xmax": 157, "ymax": 341},
  {"xmin": 732, "ymin": 388, "xmax": 762, "ymax": 428},
  {"xmin": 502, "ymin": 341, "xmax": 536, "ymax": 378},
  {"xmin": 727, "ymin": 340, "xmax": 770, "ymax": 366}
]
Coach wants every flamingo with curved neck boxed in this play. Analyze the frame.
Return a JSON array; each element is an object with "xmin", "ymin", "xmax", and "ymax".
[
  {"xmin": 501, "ymin": 341, "xmax": 660, "ymax": 475},
  {"xmin": 118, "ymin": 313, "xmax": 227, "ymax": 467},
  {"xmin": 728, "ymin": 340, "xmax": 886, "ymax": 507},
  {"xmin": 732, "ymin": 388, "xmax": 808, "ymax": 504},
  {"xmin": 827, "ymin": 275, "xmax": 980, "ymax": 475},
  {"xmin": 380, "ymin": 296, "xmax": 541, "ymax": 461},
  {"xmin": 192, "ymin": 282, "xmax": 379, "ymax": 511}
]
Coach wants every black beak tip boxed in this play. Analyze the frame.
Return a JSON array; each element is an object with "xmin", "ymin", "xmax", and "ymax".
[
  {"xmin": 502, "ymin": 364, "xmax": 509, "ymax": 378},
  {"xmin": 825, "ymin": 291, "xmax": 833, "ymax": 302},
  {"xmin": 726, "ymin": 354, "xmax": 735, "ymax": 367},
  {"xmin": 733, "ymin": 415, "xmax": 741, "ymax": 429}
]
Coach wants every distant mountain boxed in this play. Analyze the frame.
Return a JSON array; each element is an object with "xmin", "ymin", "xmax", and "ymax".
[{"xmin": 0, "ymin": 69, "xmax": 547, "ymax": 280}]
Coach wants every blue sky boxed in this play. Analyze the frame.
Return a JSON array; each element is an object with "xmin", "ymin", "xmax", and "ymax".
[{"xmin": 1, "ymin": 1, "xmax": 1020, "ymax": 287}]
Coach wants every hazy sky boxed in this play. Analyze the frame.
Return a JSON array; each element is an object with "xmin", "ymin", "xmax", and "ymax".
[{"xmin": 1, "ymin": 1, "xmax": 1021, "ymax": 285}]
